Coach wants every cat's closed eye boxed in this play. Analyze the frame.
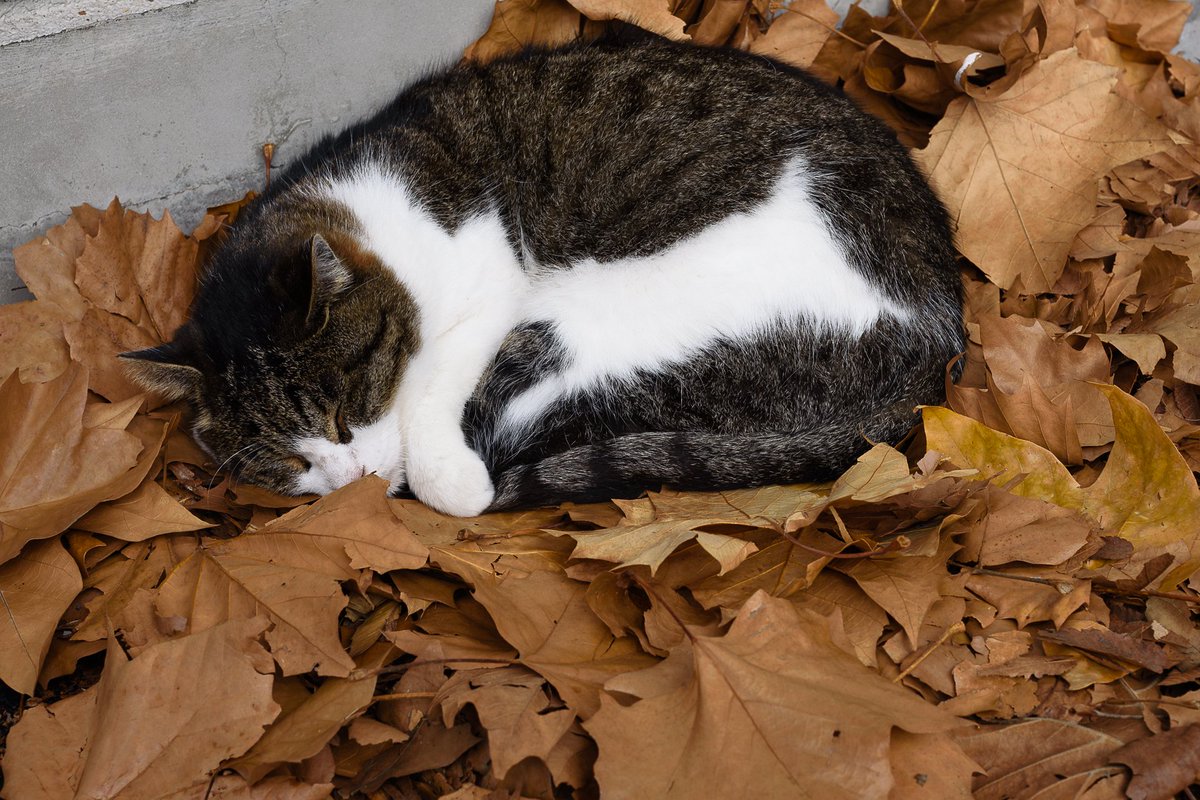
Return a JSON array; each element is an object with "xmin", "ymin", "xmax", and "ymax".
[
  {"xmin": 334, "ymin": 407, "xmax": 352, "ymax": 443},
  {"xmin": 283, "ymin": 456, "xmax": 311, "ymax": 472}
]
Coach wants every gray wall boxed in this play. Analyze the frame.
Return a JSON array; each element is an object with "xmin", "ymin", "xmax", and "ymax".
[{"xmin": 0, "ymin": 0, "xmax": 495, "ymax": 302}]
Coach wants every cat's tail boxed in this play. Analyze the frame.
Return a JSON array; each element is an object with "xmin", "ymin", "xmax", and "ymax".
[{"xmin": 486, "ymin": 417, "xmax": 910, "ymax": 511}]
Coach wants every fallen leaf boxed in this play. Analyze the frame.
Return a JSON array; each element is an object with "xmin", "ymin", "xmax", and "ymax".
[
  {"xmin": 1112, "ymin": 725, "xmax": 1200, "ymax": 799},
  {"xmin": 74, "ymin": 618, "xmax": 280, "ymax": 800},
  {"xmin": 748, "ymin": 0, "xmax": 839, "ymax": 69},
  {"xmin": 0, "ymin": 301, "xmax": 70, "ymax": 384},
  {"xmin": 920, "ymin": 49, "xmax": 1172, "ymax": 292},
  {"xmin": 74, "ymin": 475, "xmax": 212, "ymax": 538},
  {"xmin": 888, "ymin": 730, "xmax": 980, "ymax": 799},
  {"xmin": 0, "ymin": 364, "xmax": 147, "ymax": 563},
  {"xmin": 231, "ymin": 643, "xmax": 392, "ymax": 782},
  {"xmin": 464, "ymin": 0, "xmax": 585, "ymax": 62},
  {"xmin": 566, "ymin": 0, "xmax": 687, "ymax": 41},
  {"xmin": 0, "ymin": 685, "xmax": 97, "ymax": 798},
  {"xmin": 924, "ymin": 385, "xmax": 1200, "ymax": 585},
  {"xmin": 843, "ymin": 536, "xmax": 961, "ymax": 647},
  {"xmin": 0, "ymin": 538, "xmax": 83, "ymax": 694},
  {"xmin": 586, "ymin": 592, "xmax": 958, "ymax": 799},
  {"xmin": 957, "ymin": 718, "xmax": 1130, "ymax": 799},
  {"xmin": 438, "ymin": 666, "xmax": 576, "ymax": 778},
  {"xmin": 433, "ymin": 542, "xmax": 655, "ymax": 716}
]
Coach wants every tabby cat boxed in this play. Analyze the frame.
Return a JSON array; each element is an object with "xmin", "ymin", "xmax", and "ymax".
[{"xmin": 123, "ymin": 38, "xmax": 964, "ymax": 517}]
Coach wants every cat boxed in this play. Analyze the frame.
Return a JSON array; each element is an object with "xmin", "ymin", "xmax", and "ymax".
[{"xmin": 122, "ymin": 38, "xmax": 965, "ymax": 517}]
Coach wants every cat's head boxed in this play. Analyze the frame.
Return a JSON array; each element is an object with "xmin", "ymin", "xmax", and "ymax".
[{"xmin": 122, "ymin": 225, "xmax": 418, "ymax": 495}]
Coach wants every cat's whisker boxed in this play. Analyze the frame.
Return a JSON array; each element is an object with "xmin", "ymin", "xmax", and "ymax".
[{"xmin": 207, "ymin": 441, "xmax": 267, "ymax": 492}]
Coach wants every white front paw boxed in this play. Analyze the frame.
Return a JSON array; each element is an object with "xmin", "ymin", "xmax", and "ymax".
[{"xmin": 406, "ymin": 435, "xmax": 494, "ymax": 517}]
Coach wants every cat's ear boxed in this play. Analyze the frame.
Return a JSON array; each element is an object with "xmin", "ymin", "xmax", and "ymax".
[
  {"xmin": 119, "ymin": 341, "xmax": 202, "ymax": 400},
  {"xmin": 306, "ymin": 234, "xmax": 354, "ymax": 332}
]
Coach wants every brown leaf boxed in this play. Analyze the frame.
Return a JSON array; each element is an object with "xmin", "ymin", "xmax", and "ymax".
[
  {"xmin": 0, "ymin": 301, "xmax": 70, "ymax": 385},
  {"xmin": 1039, "ymin": 627, "xmax": 1170, "ymax": 672},
  {"xmin": 748, "ymin": 0, "xmax": 839, "ymax": 69},
  {"xmin": 691, "ymin": 527, "xmax": 846, "ymax": 614},
  {"xmin": 15, "ymin": 200, "xmax": 219, "ymax": 404},
  {"xmin": 888, "ymin": 730, "xmax": 980, "ymax": 799},
  {"xmin": 566, "ymin": 0, "xmax": 688, "ymax": 41},
  {"xmin": 74, "ymin": 476, "xmax": 213, "ymax": 538},
  {"xmin": 350, "ymin": 718, "xmax": 480, "ymax": 792},
  {"xmin": 464, "ymin": 0, "xmax": 585, "ymax": 63},
  {"xmin": 0, "ymin": 364, "xmax": 147, "ymax": 563},
  {"xmin": 843, "ymin": 536, "xmax": 960, "ymax": 648},
  {"xmin": 266, "ymin": 477, "xmax": 429, "ymax": 573},
  {"xmin": 792, "ymin": 570, "xmax": 890, "ymax": 668},
  {"xmin": 0, "ymin": 684, "xmax": 97, "ymax": 798},
  {"xmin": 966, "ymin": 571, "xmax": 1090, "ymax": 628},
  {"xmin": 958, "ymin": 718, "xmax": 1130, "ymax": 799},
  {"xmin": 231, "ymin": 643, "xmax": 392, "ymax": 782},
  {"xmin": 438, "ymin": 666, "xmax": 576, "ymax": 778},
  {"xmin": 72, "ymin": 537, "xmax": 193, "ymax": 645},
  {"xmin": 562, "ymin": 519, "xmax": 757, "ymax": 574},
  {"xmin": 433, "ymin": 541, "xmax": 655, "ymax": 716},
  {"xmin": 1108, "ymin": 724, "xmax": 1200, "ymax": 800},
  {"xmin": 920, "ymin": 49, "xmax": 1172, "ymax": 292},
  {"xmin": 0, "ymin": 538, "xmax": 83, "ymax": 694},
  {"xmin": 155, "ymin": 540, "xmax": 356, "ymax": 677},
  {"xmin": 586, "ymin": 592, "xmax": 958, "ymax": 799},
  {"xmin": 924, "ymin": 385, "xmax": 1200, "ymax": 586},
  {"xmin": 155, "ymin": 478, "xmax": 427, "ymax": 676},
  {"xmin": 972, "ymin": 487, "xmax": 1095, "ymax": 567},
  {"xmin": 73, "ymin": 618, "xmax": 280, "ymax": 799}
]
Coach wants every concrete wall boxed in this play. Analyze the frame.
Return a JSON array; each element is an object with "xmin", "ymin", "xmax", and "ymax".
[{"xmin": 0, "ymin": 0, "xmax": 495, "ymax": 302}]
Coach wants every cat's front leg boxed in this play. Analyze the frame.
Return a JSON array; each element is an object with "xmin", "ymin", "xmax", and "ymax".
[{"xmin": 396, "ymin": 303, "xmax": 521, "ymax": 517}]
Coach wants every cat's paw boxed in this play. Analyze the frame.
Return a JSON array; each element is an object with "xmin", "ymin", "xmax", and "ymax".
[{"xmin": 406, "ymin": 436, "xmax": 495, "ymax": 517}]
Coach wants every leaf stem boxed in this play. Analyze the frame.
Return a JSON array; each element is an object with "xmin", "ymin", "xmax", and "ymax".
[{"xmin": 893, "ymin": 620, "xmax": 965, "ymax": 683}]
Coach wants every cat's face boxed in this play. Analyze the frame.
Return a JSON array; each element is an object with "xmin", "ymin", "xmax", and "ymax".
[{"xmin": 123, "ymin": 230, "xmax": 418, "ymax": 496}]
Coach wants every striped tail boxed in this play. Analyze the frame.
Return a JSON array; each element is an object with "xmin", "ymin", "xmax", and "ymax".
[{"xmin": 486, "ymin": 419, "xmax": 908, "ymax": 511}]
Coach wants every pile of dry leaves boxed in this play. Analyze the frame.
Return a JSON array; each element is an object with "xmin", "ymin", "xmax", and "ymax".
[{"xmin": 3, "ymin": 0, "xmax": 1200, "ymax": 797}]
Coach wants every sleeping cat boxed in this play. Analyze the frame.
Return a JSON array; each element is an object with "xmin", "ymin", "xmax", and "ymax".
[{"xmin": 122, "ymin": 38, "xmax": 964, "ymax": 517}]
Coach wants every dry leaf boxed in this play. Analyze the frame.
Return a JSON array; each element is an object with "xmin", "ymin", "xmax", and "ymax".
[
  {"xmin": 566, "ymin": 0, "xmax": 688, "ymax": 40},
  {"xmin": 0, "ymin": 685, "xmax": 98, "ymax": 798},
  {"xmin": 958, "ymin": 718, "xmax": 1130, "ymax": 799},
  {"xmin": 586, "ymin": 592, "xmax": 959, "ymax": 799},
  {"xmin": 74, "ymin": 618, "xmax": 280, "ymax": 799},
  {"xmin": 0, "ymin": 364, "xmax": 147, "ymax": 563},
  {"xmin": 921, "ymin": 49, "xmax": 1172, "ymax": 292},
  {"xmin": 438, "ymin": 666, "xmax": 576, "ymax": 778},
  {"xmin": 0, "ymin": 538, "xmax": 83, "ymax": 694}
]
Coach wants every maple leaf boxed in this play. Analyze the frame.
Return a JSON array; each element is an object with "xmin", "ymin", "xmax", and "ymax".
[
  {"xmin": 748, "ymin": 0, "xmax": 839, "ymax": 69},
  {"xmin": 920, "ymin": 49, "xmax": 1173, "ymax": 292},
  {"xmin": 585, "ymin": 592, "xmax": 960, "ymax": 799},
  {"xmin": 437, "ymin": 666, "xmax": 577, "ymax": 779},
  {"xmin": 957, "ymin": 718, "xmax": 1132, "ymax": 799},
  {"xmin": 925, "ymin": 384, "xmax": 1200, "ymax": 586},
  {"xmin": 565, "ymin": 0, "xmax": 687, "ymax": 40},
  {"xmin": 464, "ymin": 0, "xmax": 586, "ymax": 62},
  {"xmin": 230, "ymin": 643, "xmax": 393, "ymax": 782},
  {"xmin": 0, "ymin": 618, "xmax": 281, "ymax": 799},
  {"xmin": 432, "ymin": 537, "xmax": 656, "ymax": 716},
  {"xmin": 155, "ymin": 478, "xmax": 427, "ymax": 676},
  {"xmin": 0, "ymin": 364, "xmax": 158, "ymax": 564},
  {"xmin": 0, "ymin": 538, "xmax": 82, "ymax": 694}
]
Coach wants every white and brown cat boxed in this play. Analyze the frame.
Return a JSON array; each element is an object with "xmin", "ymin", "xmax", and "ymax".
[{"xmin": 124, "ymin": 39, "xmax": 965, "ymax": 516}]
